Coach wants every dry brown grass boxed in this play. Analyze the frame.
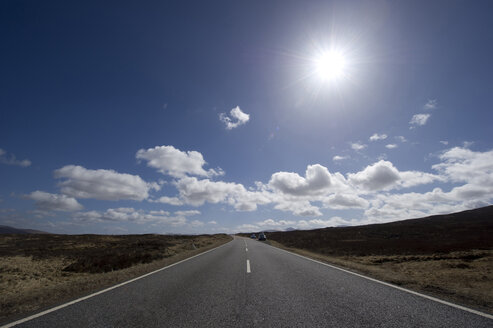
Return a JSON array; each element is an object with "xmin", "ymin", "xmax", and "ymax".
[
  {"xmin": 0, "ymin": 234, "xmax": 231, "ymax": 322},
  {"xmin": 269, "ymin": 240, "xmax": 493, "ymax": 314}
]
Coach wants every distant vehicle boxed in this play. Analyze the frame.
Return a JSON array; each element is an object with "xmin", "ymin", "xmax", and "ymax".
[
  {"xmin": 250, "ymin": 234, "xmax": 256, "ymax": 239},
  {"xmin": 258, "ymin": 232, "xmax": 267, "ymax": 241}
]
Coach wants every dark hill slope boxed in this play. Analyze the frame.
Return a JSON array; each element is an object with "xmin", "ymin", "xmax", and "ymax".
[
  {"xmin": 267, "ymin": 206, "xmax": 493, "ymax": 256},
  {"xmin": 0, "ymin": 225, "xmax": 50, "ymax": 234}
]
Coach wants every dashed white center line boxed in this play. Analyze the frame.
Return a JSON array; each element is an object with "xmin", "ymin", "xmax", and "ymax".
[
  {"xmin": 246, "ymin": 248, "xmax": 248, "ymax": 252},
  {"xmin": 246, "ymin": 259, "xmax": 251, "ymax": 273}
]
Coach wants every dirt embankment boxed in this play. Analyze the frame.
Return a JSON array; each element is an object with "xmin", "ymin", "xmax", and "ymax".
[
  {"xmin": 0, "ymin": 233, "xmax": 232, "ymax": 322},
  {"xmin": 265, "ymin": 206, "xmax": 493, "ymax": 314}
]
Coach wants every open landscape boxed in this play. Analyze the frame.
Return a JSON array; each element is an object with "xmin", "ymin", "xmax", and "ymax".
[
  {"xmin": 0, "ymin": 233, "xmax": 231, "ymax": 322},
  {"xmin": 246, "ymin": 206, "xmax": 493, "ymax": 314}
]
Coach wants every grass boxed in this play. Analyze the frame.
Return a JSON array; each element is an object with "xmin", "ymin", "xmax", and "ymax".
[{"xmin": 0, "ymin": 233, "xmax": 231, "ymax": 322}]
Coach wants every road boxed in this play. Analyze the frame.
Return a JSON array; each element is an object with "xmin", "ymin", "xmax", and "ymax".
[{"xmin": 4, "ymin": 236, "xmax": 492, "ymax": 327}]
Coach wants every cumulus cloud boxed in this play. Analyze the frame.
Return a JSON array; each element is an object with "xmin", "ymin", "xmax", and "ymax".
[
  {"xmin": 348, "ymin": 161, "xmax": 400, "ymax": 191},
  {"xmin": 362, "ymin": 147, "xmax": 493, "ymax": 223},
  {"xmin": 432, "ymin": 147, "xmax": 493, "ymax": 184},
  {"xmin": 0, "ymin": 149, "xmax": 31, "ymax": 167},
  {"xmin": 268, "ymin": 164, "xmax": 332, "ymax": 196},
  {"xmin": 54, "ymin": 165, "xmax": 156, "ymax": 201},
  {"xmin": 151, "ymin": 196, "xmax": 183, "ymax": 206},
  {"xmin": 395, "ymin": 136, "xmax": 407, "ymax": 143},
  {"xmin": 333, "ymin": 155, "xmax": 349, "ymax": 161},
  {"xmin": 174, "ymin": 210, "xmax": 200, "ymax": 217},
  {"xmin": 369, "ymin": 133, "xmax": 387, "ymax": 141},
  {"xmin": 424, "ymin": 99, "xmax": 437, "ymax": 110},
  {"xmin": 385, "ymin": 144, "xmax": 398, "ymax": 149},
  {"xmin": 236, "ymin": 216, "xmax": 359, "ymax": 232},
  {"xmin": 136, "ymin": 145, "xmax": 223, "ymax": 178},
  {"xmin": 351, "ymin": 142, "xmax": 367, "ymax": 151},
  {"xmin": 348, "ymin": 160, "xmax": 441, "ymax": 192},
  {"xmin": 273, "ymin": 199, "xmax": 323, "ymax": 217},
  {"xmin": 72, "ymin": 207, "xmax": 188, "ymax": 226},
  {"xmin": 26, "ymin": 191, "xmax": 83, "ymax": 212},
  {"xmin": 219, "ymin": 106, "xmax": 250, "ymax": 130},
  {"xmin": 409, "ymin": 114, "xmax": 431, "ymax": 128},
  {"xmin": 323, "ymin": 193, "xmax": 369, "ymax": 209},
  {"xmin": 173, "ymin": 177, "xmax": 270, "ymax": 211}
]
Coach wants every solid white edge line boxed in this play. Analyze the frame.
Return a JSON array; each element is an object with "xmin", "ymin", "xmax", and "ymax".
[
  {"xmin": 1, "ymin": 239, "xmax": 234, "ymax": 328},
  {"xmin": 271, "ymin": 245, "xmax": 493, "ymax": 320},
  {"xmin": 246, "ymin": 259, "xmax": 251, "ymax": 273}
]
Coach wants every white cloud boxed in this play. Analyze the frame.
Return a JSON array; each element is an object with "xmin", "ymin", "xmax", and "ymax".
[
  {"xmin": 219, "ymin": 106, "xmax": 250, "ymax": 130},
  {"xmin": 273, "ymin": 199, "xmax": 322, "ymax": 217},
  {"xmin": 0, "ymin": 149, "xmax": 31, "ymax": 167},
  {"xmin": 236, "ymin": 217, "xmax": 359, "ymax": 232},
  {"xmin": 174, "ymin": 210, "xmax": 200, "ymax": 217},
  {"xmin": 409, "ymin": 113, "xmax": 431, "ymax": 128},
  {"xmin": 151, "ymin": 196, "xmax": 183, "ymax": 206},
  {"xmin": 362, "ymin": 147, "xmax": 493, "ymax": 223},
  {"xmin": 385, "ymin": 144, "xmax": 398, "ymax": 149},
  {"xmin": 424, "ymin": 99, "xmax": 437, "ymax": 110},
  {"xmin": 136, "ymin": 145, "xmax": 223, "ymax": 178},
  {"xmin": 268, "ymin": 164, "xmax": 332, "ymax": 196},
  {"xmin": 369, "ymin": 133, "xmax": 387, "ymax": 141},
  {"xmin": 440, "ymin": 140, "xmax": 449, "ymax": 145},
  {"xmin": 72, "ymin": 207, "xmax": 188, "ymax": 226},
  {"xmin": 26, "ymin": 191, "xmax": 83, "ymax": 212},
  {"xmin": 348, "ymin": 161, "xmax": 400, "ymax": 191},
  {"xmin": 208, "ymin": 220, "xmax": 217, "ymax": 225},
  {"xmin": 351, "ymin": 142, "xmax": 367, "ymax": 151},
  {"xmin": 54, "ymin": 165, "xmax": 155, "ymax": 201},
  {"xmin": 173, "ymin": 177, "xmax": 270, "ymax": 211},
  {"xmin": 333, "ymin": 155, "xmax": 349, "ymax": 161},
  {"xmin": 256, "ymin": 218, "xmax": 297, "ymax": 227},
  {"xmin": 395, "ymin": 136, "xmax": 407, "ymax": 143},
  {"xmin": 348, "ymin": 160, "xmax": 440, "ymax": 192},
  {"xmin": 324, "ymin": 193, "xmax": 369, "ymax": 209},
  {"xmin": 190, "ymin": 220, "xmax": 204, "ymax": 227},
  {"xmin": 432, "ymin": 147, "xmax": 493, "ymax": 185}
]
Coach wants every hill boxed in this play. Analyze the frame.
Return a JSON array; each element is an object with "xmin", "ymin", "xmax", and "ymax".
[
  {"xmin": 0, "ymin": 225, "xmax": 50, "ymax": 234},
  {"xmin": 266, "ymin": 205, "xmax": 493, "ymax": 256}
]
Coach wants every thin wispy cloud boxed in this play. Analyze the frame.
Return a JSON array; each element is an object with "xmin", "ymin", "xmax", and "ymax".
[
  {"xmin": 0, "ymin": 148, "xmax": 31, "ymax": 167},
  {"xmin": 333, "ymin": 155, "xmax": 349, "ymax": 161},
  {"xmin": 369, "ymin": 133, "xmax": 387, "ymax": 141},
  {"xmin": 351, "ymin": 142, "xmax": 367, "ymax": 151},
  {"xmin": 385, "ymin": 144, "xmax": 398, "ymax": 149},
  {"xmin": 409, "ymin": 113, "xmax": 431, "ymax": 128},
  {"xmin": 424, "ymin": 99, "xmax": 437, "ymax": 110},
  {"xmin": 219, "ymin": 106, "xmax": 250, "ymax": 130}
]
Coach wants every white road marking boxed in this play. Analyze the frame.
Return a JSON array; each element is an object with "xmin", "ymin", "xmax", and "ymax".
[
  {"xmin": 246, "ymin": 248, "xmax": 248, "ymax": 252},
  {"xmin": 273, "ymin": 246, "xmax": 493, "ymax": 320},
  {"xmin": 1, "ymin": 240, "xmax": 234, "ymax": 328},
  {"xmin": 246, "ymin": 259, "xmax": 251, "ymax": 273}
]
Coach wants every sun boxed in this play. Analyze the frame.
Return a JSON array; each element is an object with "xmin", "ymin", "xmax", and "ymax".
[{"xmin": 314, "ymin": 50, "xmax": 347, "ymax": 82}]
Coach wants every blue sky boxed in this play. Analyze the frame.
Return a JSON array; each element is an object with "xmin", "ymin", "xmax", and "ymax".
[{"xmin": 1, "ymin": 1, "xmax": 493, "ymax": 234}]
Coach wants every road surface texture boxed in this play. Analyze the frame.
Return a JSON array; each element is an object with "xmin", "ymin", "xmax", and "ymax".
[{"xmin": 3, "ymin": 237, "xmax": 492, "ymax": 327}]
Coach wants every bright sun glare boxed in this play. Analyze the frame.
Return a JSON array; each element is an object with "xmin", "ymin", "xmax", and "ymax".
[{"xmin": 314, "ymin": 50, "xmax": 347, "ymax": 82}]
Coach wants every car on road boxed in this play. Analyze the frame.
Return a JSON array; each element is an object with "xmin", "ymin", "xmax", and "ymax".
[
  {"xmin": 258, "ymin": 232, "xmax": 267, "ymax": 241},
  {"xmin": 250, "ymin": 234, "xmax": 256, "ymax": 239}
]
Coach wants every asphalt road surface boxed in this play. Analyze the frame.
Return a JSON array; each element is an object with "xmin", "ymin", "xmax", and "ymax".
[{"xmin": 4, "ymin": 236, "xmax": 492, "ymax": 327}]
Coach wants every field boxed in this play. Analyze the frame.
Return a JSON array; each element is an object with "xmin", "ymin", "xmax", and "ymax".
[
  {"xmin": 0, "ymin": 233, "xmax": 231, "ymax": 322},
  {"xmin": 260, "ymin": 206, "xmax": 493, "ymax": 314}
]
